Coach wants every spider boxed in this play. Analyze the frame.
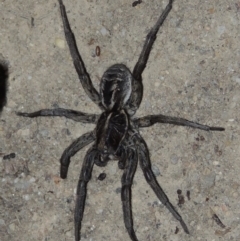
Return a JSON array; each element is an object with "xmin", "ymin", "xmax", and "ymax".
[{"xmin": 17, "ymin": 0, "xmax": 225, "ymax": 240}]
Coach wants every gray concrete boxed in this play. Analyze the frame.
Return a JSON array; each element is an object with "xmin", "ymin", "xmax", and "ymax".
[{"xmin": 0, "ymin": 1, "xmax": 239, "ymax": 240}]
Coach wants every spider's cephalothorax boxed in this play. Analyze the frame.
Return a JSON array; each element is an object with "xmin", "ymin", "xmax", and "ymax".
[
  {"xmin": 17, "ymin": 0, "xmax": 225, "ymax": 240},
  {"xmin": 100, "ymin": 64, "xmax": 132, "ymax": 111}
]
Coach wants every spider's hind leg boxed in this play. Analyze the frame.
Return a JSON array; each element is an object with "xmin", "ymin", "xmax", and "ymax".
[
  {"xmin": 74, "ymin": 146, "xmax": 97, "ymax": 241},
  {"xmin": 137, "ymin": 136, "xmax": 190, "ymax": 234},
  {"xmin": 121, "ymin": 149, "xmax": 139, "ymax": 241}
]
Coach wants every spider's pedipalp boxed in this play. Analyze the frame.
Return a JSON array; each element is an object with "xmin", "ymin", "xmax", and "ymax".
[{"xmin": 60, "ymin": 131, "xmax": 95, "ymax": 179}]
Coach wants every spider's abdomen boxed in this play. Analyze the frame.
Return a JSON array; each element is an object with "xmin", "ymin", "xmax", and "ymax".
[
  {"xmin": 96, "ymin": 109, "xmax": 129, "ymax": 155},
  {"xmin": 100, "ymin": 64, "xmax": 132, "ymax": 111}
]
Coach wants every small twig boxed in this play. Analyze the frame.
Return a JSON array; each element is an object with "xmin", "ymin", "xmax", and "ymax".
[{"xmin": 210, "ymin": 208, "xmax": 226, "ymax": 229}]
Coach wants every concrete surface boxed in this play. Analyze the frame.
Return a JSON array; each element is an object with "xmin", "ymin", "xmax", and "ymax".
[{"xmin": 0, "ymin": 0, "xmax": 239, "ymax": 240}]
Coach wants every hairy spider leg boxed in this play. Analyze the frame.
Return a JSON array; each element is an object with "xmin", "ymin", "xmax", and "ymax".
[
  {"xmin": 137, "ymin": 135, "xmax": 190, "ymax": 234},
  {"xmin": 16, "ymin": 108, "xmax": 99, "ymax": 123},
  {"xmin": 60, "ymin": 131, "xmax": 95, "ymax": 179},
  {"xmin": 121, "ymin": 148, "xmax": 139, "ymax": 241},
  {"xmin": 58, "ymin": 0, "xmax": 104, "ymax": 110},
  {"xmin": 126, "ymin": 0, "xmax": 174, "ymax": 115},
  {"xmin": 75, "ymin": 147, "xmax": 97, "ymax": 241},
  {"xmin": 134, "ymin": 114, "xmax": 225, "ymax": 131}
]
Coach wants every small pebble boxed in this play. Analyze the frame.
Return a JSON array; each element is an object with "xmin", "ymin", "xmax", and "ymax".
[
  {"xmin": 9, "ymin": 223, "xmax": 16, "ymax": 231},
  {"xmin": 100, "ymin": 27, "xmax": 109, "ymax": 36},
  {"xmin": 115, "ymin": 187, "xmax": 121, "ymax": 194},
  {"xmin": 217, "ymin": 25, "xmax": 226, "ymax": 35},
  {"xmin": 32, "ymin": 213, "xmax": 38, "ymax": 221},
  {"xmin": 152, "ymin": 164, "xmax": 160, "ymax": 176},
  {"xmin": 232, "ymin": 192, "xmax": 238, "ymax": 198},
  {"xmin": 23, "ymin": 194, "xmax": 30, "ymax": 201},
  {"xmin": 97, "ymin": 173, "xmax": 106, "ymax": 181},
  {"xmin": 3, "ymin": 152, "xmax": 16, "ymax": 160},
  {"xmin": 170, "ymin": 155, "xmax": 179, "ymax": 165},
  {"xmin": 55, "ymin": 38, "xmax": 65, "ymax": 49},
  {"xmin": 17, "ymin": 128, "xmax": 30, "ymax": 137},
  {"xmin": 0, "ymin": 219, "xmax": 5, "ymax": 225},
  {"xmin": 39, "ymin": 129, "xmax": 49, "ymax": 137},
  {"xmin": 96, "ymin": 208, "xmax": 103, "ymax": 214},
  {"xmin": 95, "ymin": 46, "xmax": 100, "ymax": 56},
  {"xmin": 29, "ymin": 177, "xmax": 36, "ymax": 183},
  {"xmin": 202, "ymin": 173, "xmax": 216, "ymax": 190},
  {"xmin": 234, "ymin": 77, "xmax": 240, "ymax": 84}
]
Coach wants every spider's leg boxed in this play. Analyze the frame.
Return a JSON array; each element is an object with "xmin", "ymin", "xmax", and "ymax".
[
  {"xmin": 121, "ymin": 149, "xmax": 139, "ymax": 241},
  {"xmin": 133, "ymin": 0, "xmax": 174, "ymax": 79},
  {"xmin": 134, "ymin": 114, "xmax": 225, "ymax": 131},
  {"xmin": 137, "ymin": 136, "xmax": 190, "ymax": 234},
  {"xmin": 17, "ymin": 108, "xmax": 99, "ymax": 124},
  {"xmin": 60, "ymin": 131, "xmax": 95, "ymax": 179},
  {"xmin": 127, "ymin": 0, "xmax": 174, "ymax": 115},
  {"xmin": 58, "ymin": 0, "xmax": 104, "ymax": 110},
  {"xmin": 75, "ymin": 146, "xmax": 97, "ymax": 241}
]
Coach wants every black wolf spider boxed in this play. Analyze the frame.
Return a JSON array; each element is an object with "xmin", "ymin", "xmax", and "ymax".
[{"xmin": 17, "ymin": 0, "xmax": 224, "ymax": 240}]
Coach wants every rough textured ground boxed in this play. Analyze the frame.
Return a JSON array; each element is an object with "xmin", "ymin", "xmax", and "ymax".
[{"xmin": 0, "ymin": 0, "xmax": 240, "ymax": 241}]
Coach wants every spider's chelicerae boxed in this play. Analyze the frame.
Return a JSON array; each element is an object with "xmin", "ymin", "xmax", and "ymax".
[{"xmin": 17, "ymin": 0, "xmax": 225, "ymax": 240}]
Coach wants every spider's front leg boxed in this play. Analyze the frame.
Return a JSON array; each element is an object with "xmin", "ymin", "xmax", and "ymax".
[
  {"xmin": 126, "ymin": 0, "xmax": 174, "ymax": 115},
  {"xmin": 58, "ymin": 0, "xmax": 104, "ymax": 110},
  {"xmin": 134, "ymin": 114, "xmax": 225, "ymax": 131},
  {"xmin": 74, "ymin": 146, "xmax": 98, "ymax": 241},
  {"xmin": 121, "ymin": 149, "xmax": 139, "ymax": 241},
  {"xmin": 137, "ymin": 135, "xmax": 190, "ymax": 234}
]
